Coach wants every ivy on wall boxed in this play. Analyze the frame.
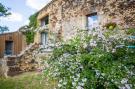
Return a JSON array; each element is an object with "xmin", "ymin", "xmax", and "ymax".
[
  {"xmin": 21, "ymin": 12, "xmax": 39, "ymax": 45},
  {"xmin": 24, "ymin": 30, "xmax": 35, "ymax": 45},
  {"xmin": 29, "ymin": 12, "xmax": 39, "ymax": 29}
]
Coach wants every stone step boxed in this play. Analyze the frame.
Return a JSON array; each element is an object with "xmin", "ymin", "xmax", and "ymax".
[
  {"xmin": 6, "ymin": 57, "xmax": 16, "ymax": 61},
  {"xmin": 7, "ymin": 66, "xmax": 22, "ymax": 76},
  {"xmin": 8, "ymin": 66, "xmax": 21, "ymax": 72},
  {"xmin": 4, "ymin": 44, "xmax": 40, "ymax": 76},
  {"xmin": 7, "ymin": 60, "xmax": 16, "ymax": 66}
]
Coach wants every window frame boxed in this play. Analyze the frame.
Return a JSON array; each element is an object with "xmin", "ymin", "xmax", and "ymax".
[
  {"xmin": 86, "ymin": 12, "xmax": 99, "ymax": 30},
  {"xmin": 41, "ymin": 15, "xmax": 49, "ymax": 26}
]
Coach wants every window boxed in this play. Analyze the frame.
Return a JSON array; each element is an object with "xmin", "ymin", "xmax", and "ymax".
[
  {"xmin": 87, "ymin": 13, "xmax": 99, "ymax": 30},
  {"xmin": 41, "ymin": 15, "xmax": 49, "ymax": 26},
  {"xmin": 41, "ymin": 32, "xmax": 48, "ymax": 45}
]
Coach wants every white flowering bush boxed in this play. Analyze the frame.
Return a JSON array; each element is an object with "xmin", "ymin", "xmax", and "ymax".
[{"xmin": 43, "ymin": 28, "xmax": 135, "ymax": 89}]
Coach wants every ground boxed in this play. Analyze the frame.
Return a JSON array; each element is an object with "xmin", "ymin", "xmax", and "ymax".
[{"xmin": 0, "ymin": 72, "xmax": 57, "ymax": 89}]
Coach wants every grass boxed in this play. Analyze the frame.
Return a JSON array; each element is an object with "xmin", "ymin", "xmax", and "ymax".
[{"xmin": 0, "ymin": 72, "xmax": 57, "ymax": 89}]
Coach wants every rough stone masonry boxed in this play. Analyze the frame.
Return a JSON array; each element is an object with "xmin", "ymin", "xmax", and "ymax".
[{"xmin": 35, "ymin": 0, "xmax": 135, "ymax": 43}]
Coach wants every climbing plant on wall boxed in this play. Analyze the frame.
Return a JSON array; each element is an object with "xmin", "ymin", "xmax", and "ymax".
[
  {"xmin": 24, "ymin": 30, "xmax": 35, "ymax": 45},
  {"xmin": 29, "ymin": 12, "xmax": 39, "ymax": 29},
  {"xmin": 20, "ymin": 12, "xmax": 39, "ymax": 44}
]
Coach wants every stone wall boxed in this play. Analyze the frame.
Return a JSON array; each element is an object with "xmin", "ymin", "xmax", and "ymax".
[{"xmin": 36, "ymin": 0, "xmax": 135, "ymax": 43}]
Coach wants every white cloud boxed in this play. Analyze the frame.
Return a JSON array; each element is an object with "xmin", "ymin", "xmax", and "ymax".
[
  {"xmin": 0, "ymin": 12, "xmax": 23, "ymax": 22},
  {"xmin": 23, "ymin": 19, "xmax": 30, "ymax": 25},
  {"xmin": 26, "ymin": 0, "xmax": 52, "ymax": 10}
]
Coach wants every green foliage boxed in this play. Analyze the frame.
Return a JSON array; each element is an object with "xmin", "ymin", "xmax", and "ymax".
[
  {"xmin": 0, "ymin": 3, "xmax": 11, "ymax": 34},
  {"xmin": 24, "ymin": 31, "xmax": 35, "ymax": 45},
  {"xmin": 22, "ymin": 13, "xmax": 38, "ymax": 44},
  {"xmin": 126, "ymin": 28, "xmax": 135, "ymax": 35},
  {"xmin": 0, "ymin": 3, "xmax": 11, "ymax": 17},
  {"xmin": 0, "ymin": 26, "xmax": 9, "ymax": 34},
  {"xmin": 29, "ymin": 13, "xmax": 38, "ymax": 29},
  {"xmin": 113, "ymin": 46, "xmax": 127, "ymax": 59},
  {"xmin": 44, "ymin": 28, "xmax": 135, "ymax": 89},
  {"xmin": 52, "ymin": 44, "xmax": 77, "ymax": 59}
]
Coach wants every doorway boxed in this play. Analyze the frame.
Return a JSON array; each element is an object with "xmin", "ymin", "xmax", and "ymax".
[{"xmin": 5, "ymin": 41, "xmax": 13, "ymax": 55}]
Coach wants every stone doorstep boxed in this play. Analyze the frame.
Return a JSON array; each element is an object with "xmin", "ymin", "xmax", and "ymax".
[
  {"xmin": 7, "ymin": 60, "xmax": 16, "ymax": 66},
  {"xmin": 8, "ymin": 66, "xmax": 21, "ymax": 71},
  {"xmin": 6, "ymin": 57, "xmax": 17, "ymax": 61},
  {"xmin": 7, "ymin": 66, "xmax": 23, "ymax": 76}
]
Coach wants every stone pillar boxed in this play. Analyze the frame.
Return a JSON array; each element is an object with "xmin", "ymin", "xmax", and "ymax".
[{"xmin": 0, "ymin": 59, "xmax": 8, "ymax": 77}]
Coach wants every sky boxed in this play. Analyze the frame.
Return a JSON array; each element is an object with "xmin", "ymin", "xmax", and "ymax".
[{"xmin": 0, "ymin": 0, "xmax": 51, "ymax": 32}]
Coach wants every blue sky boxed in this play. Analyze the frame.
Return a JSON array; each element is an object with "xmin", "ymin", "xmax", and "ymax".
[{"xmin": 0, "ymin": 0, "xmax": 51, "ymax": 32}]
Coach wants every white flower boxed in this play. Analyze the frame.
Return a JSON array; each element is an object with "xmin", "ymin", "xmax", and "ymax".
[
  {"xmin": 76, "ymin": 86, "xmax": 84, "ymax": 89},
  {"xmin": 101, "ymin": 73, "xmax": 105, "ymax": 76},
  {"xmin": 74, "ymin": 78, "xmax": 79, "ymax": 82},
  {"xmin": 90, "ymin": 42, "xmax": 97, "ymax": 47},
  {"xmin": 125, "ymin": 84, "xmax": 132, "ymax": 89},
  {"xmin": 72, "ymin": 82, "xmax": 76, "ymax": 86},
  {"xmin": 79, "ymin": 82, "xmax": 85, "ymax": 86},
  {"xmin": 112, "ymin": 49, "xmax": 116, "ymax": 53},
  {"xmin": 59, "ymin": 79, "xmax": 63, "ymax": 83},
  {"xmin": 80, "ymin": 66, "xmax": 83, "ymax": 69},
  {"xmin": 93, "ymin": 41, "xmax": 96, "ymax": 44},
  {"xmin": 95, "ymin": 70, "xmax": 100, "ymax": 76},
  {"xmin": 83, "ymin": 43, "xmax": 87, "ymax": 48},
  {"xmin": 58, "ymin": 84, "xmax": 62, "ymax": 87},
  {"xmin": 63, "ymin": 82, "xmax": 67, "ymax": 85},
  {"xmin": 82, "ymin": 78, "xmax": 87, "ymax": 82},
  {"xmin": 121, "ymin": 78, "xmax": 128, "ymax": 84},
  {"xmin": 76, "ymin": 74, "xmax": 80, "ymax": 78},
  {"xmin": 93, "ymin": 32, "xmax": 97, "ymax": 36},
  {"xmin": 128, "ymin": 71, "xmax": 135, "ymax": 76}
]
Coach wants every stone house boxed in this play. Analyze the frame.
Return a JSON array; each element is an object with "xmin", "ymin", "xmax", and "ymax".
[
  {"xmin": 34, "ymin": 0, "xmax": 135, "ymax": 45},
  {"xmin": 0, "ymin": 32, "xmax": 27, "ymax": 58}
]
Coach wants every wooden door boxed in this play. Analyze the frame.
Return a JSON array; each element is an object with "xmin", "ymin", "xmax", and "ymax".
[{"xmin": 5, "ymin": 41, "xmax": 13, "ymax": 55}]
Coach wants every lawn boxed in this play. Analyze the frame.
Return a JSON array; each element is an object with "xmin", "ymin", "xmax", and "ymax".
[{"xmin": 0, "ymin": 72, "xmax": 57, "ymax": 89}]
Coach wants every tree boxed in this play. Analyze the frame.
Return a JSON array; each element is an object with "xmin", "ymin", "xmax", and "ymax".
[
  {"xmin": 0, "ymin": 26, "xmax": 8, "ymax": 34},
  {"xmin": 0, "ymin": 3, "xmax": 11, "ymax": 34}
]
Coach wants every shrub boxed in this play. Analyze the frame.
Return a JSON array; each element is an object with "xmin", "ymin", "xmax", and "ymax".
[
  {"xmin": 43, "ymin": 28, "xmax": 135, "ymax": 89},
  {"xmin": 24, "ymin": 31, "xmax": 35, "ymax": 45}
]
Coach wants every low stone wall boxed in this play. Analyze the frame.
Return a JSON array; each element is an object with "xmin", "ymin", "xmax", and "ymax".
[{"xmin": 5, "ymin": 56, "xmax": 22, "ymax": 76}]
